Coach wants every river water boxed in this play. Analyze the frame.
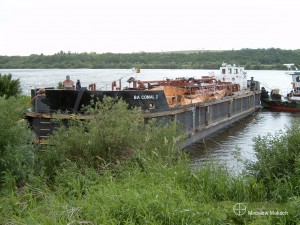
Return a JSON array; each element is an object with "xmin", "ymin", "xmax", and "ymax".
[{"xmin": 1, "ymin": 68, "xmax": 299, "ymax": 168}]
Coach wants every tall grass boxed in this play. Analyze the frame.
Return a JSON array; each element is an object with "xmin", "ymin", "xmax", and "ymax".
[{"xmin": 1, "ymin": 157, "xmax": 298, "ymax": 224}]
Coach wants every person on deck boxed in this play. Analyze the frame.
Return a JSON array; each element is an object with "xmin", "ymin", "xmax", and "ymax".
[
  {"xmin": 63, "ymin": 75, "xmax": 75, "ymax": 90},
  {"xmin": 76, "ymin": 79, "xmax": 81, "ymax": 90}
]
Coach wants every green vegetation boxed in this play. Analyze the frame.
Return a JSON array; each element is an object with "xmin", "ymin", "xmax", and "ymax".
[
  {"xmin": 0, "ymin": 74, "xmax": 22, "ymax": 98},
  {"xmin": 41, "ymin": 98, "xmax": 181, "ymax": 182},
  {"xmin": 247, "ymin": 124, "xmax": 300, "ymax": 202},
  {"xmin": 0, "ymin": 96, "xmax": 36, "ymax": 188},
  {"xmin": 0, "ymin": 94, "xmax": 300, "ymax": 224},
  {"xmin": 1, "ymin": 48, "xmax": 300, "ymax": 69}
]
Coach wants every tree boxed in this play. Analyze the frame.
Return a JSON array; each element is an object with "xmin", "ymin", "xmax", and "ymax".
[{"xmin": 0, "ymin": 74, "xmax": 22, "ymax": 98}]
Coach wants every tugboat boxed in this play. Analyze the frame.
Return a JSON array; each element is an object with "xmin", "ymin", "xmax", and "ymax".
[
  {"xmin": 261, "ymin": 64, "xmax": 300, "ymax": 112},
  {"xmin": 26, "ymin": 63, "xmax": 261, "ymax": 147}
]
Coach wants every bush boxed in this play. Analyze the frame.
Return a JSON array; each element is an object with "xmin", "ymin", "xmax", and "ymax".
[
  {"xmin": 0, "ymin": 74, "xmax": 22, "ymax": 98},
  {"xmin": 0, "ymin": 96, "xmax": 36, "ymax": 188},
  {"xmin": 40, "ymin": 97, "xmax": 183, "ymax": 180},
  {"xmin": 247, "ymin": 121, "xmax": 300, "ymax": 201}
]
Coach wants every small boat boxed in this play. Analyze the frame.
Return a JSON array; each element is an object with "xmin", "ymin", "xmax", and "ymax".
[
  {"xmin": 261, "ymin": 63, "xmax": 300, "ymax": 112},
  {"xmin": 26, "ymin": 63, "xmax": 261, "ymax": 147}
]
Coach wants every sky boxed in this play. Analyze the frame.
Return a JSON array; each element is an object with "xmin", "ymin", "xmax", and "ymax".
[{"xmin": 1, "ymin": 0, "xmax": 299, "ymax": 56}]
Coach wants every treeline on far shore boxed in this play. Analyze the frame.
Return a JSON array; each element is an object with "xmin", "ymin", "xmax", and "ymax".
[{"xmin": 1, "ymin": 48, "xmax": 300, "ymax": 70}]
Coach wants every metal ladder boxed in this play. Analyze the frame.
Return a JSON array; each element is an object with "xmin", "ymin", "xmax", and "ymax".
[{"xmin": 37, "ymin": 117, "xmax": 52, "ymax": 144}]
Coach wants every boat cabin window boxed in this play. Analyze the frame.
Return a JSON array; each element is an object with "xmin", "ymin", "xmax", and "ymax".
[
  {"xmin": 228, "ymin": 68, "xmax": 232, "ymax": 74},
  {"xmin": 234, "ymin": 69, "xmax": 238, "ymax": 74},
  {"xmin": 296, "ymin": 76, "xmax": 300, "ymax": 82},
  {"xmin": 222, "ymin": 68, "xmax": 226, "ymax": 74}
]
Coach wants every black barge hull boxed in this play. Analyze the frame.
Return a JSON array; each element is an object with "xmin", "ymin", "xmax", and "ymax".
[{"xmin": 26, "ymin": 89, "xmax": 261, "ymax": 147}]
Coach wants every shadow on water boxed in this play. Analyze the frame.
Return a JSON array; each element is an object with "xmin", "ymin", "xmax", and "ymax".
[{"xmin": 186, "ymin": 109, "xmax": 300, "ymax": 172}]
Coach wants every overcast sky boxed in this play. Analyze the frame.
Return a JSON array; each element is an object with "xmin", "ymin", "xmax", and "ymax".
[{"xmin": 1, "ymin": 0, "xmax": 299, "ymax": 56}]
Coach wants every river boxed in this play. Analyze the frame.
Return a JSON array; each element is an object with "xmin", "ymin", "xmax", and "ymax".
[{"xmin": 1, "ymin": 68, "xmax": 299, "ymax": 168}]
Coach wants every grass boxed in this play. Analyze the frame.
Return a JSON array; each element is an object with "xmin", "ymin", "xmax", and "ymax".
[{"xmin": 1, "ymin": 157, "xmax": 299, "ymax": 224}]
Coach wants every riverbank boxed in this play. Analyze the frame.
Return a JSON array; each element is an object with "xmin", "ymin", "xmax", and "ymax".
[
  {"xmin": 0, "ymin": 95, "xmax": 299, "ymax": 224},
  {"xmin": 1, "ymin": 48, "xmax": 299, "ymax": 70}
]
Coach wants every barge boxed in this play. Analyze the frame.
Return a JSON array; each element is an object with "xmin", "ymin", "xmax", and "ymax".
[{"xmin": 26, "ymin": 63, "xmax": 261, "ymax": 148}]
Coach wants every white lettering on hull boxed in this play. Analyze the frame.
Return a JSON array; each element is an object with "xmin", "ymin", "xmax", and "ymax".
[{"xmin": 133, "ymin": 95, "xmax": 158, "ymax": 100}]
